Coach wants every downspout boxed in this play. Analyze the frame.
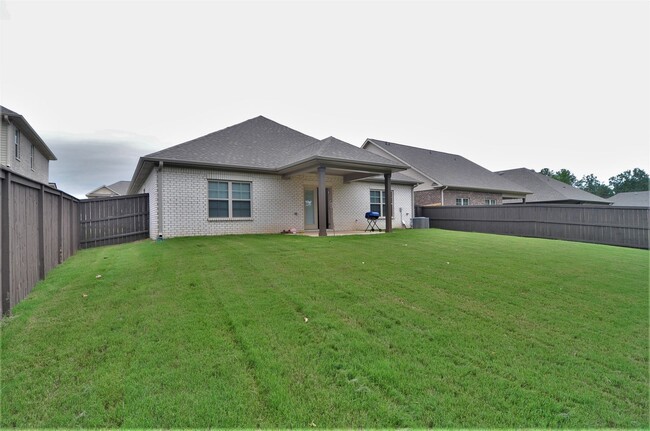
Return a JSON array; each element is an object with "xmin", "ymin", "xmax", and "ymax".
[
  {"xmin": 411, "ymin": 184, "xmax": 416, "ymax": 222},
  {"xmin": 440, "ymin": 185, "xmax": 448, "ymax": 206},
  {"xmin": 157, "ymin": 161, "xmax": 164, "ymax": 239}
]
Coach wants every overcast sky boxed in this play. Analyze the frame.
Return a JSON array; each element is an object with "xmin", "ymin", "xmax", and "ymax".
[{"xmin": 1, "ymin": 0, "xmax": 648, "ymax": 198}]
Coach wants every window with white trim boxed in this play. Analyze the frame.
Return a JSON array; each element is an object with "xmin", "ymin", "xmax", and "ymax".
[
  {"xmin": 370, "ymin": 189, "xmax": 394, "ymax": 217},
  {"xmin": 485, "ymin": 199, "xmax": 497, "ymax": 205},
  {"xmin": 30, "ymin": 144, "xmax": 35, "ymax": 170},
  {"xmin": 208, "ymin": 181, "xmax": 251, "ymax": 218},
  {"xmin": 456, "ymin": 198, "xmax": 469, "ymax": 206},
  {"xmin": 14, "ymin": 129, "xmax": 20, "ymax": 160}
]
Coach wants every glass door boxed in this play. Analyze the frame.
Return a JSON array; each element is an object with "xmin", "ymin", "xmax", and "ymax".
[{"xmin": 304, "ymin": 188, "xmax": 318, "ymax": 230}]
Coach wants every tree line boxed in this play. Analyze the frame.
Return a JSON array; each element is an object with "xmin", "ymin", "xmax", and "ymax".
[{"xmin": 538, "ymin": 168, "xmax": 649, "ymax": 198}]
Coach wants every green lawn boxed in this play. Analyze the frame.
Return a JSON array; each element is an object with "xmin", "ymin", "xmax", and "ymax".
[{"xmin": 1, "ymin": 229, "xmax": 648, "ymax": 428}]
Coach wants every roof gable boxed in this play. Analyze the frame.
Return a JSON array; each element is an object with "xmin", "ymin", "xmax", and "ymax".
[
  {"xmin": 364, "ymin": 138, "xmax": 530, "ymax": 195},
  {"xmin": 1, "ymin": 105, "xmax": 57, "ymax": 160},
  {"xmin": 285, "ymin": 136, "xmax": 403, "ymax": 167}
]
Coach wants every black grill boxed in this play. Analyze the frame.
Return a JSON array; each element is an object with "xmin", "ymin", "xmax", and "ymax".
[{"xmin": 364, "ymin": 211, "xmax": 381, "ymax": 232}]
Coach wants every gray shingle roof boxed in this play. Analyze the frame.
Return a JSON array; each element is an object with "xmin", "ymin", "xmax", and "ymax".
[
  {"xmin": 284, "ymin": 136, "xmax": 406, "ymax": 168},
  {"xmin": 145, "ymin": 115, "xmax": 320, "ymax": 170},
  {"xmin": 364, "ymin": 139, "xmax": 530, "ymax": 195},
  {"xmin": 107, "ymin": 181, "xmax": 131, "ymax": 195},
  {"xmin": 86, "ymin": 180, "xmax": 131, "ymax": 197},
  {"xmin": 129, "ymin": 116, "xmax": 410, "ymax": 193},
  {"xmin": 609, "ymin": 191, "xmax": 649, "ymax": 207},
  {"xmin": 496, "ymin": 168, "xmax": 612, "ymax": 204}
]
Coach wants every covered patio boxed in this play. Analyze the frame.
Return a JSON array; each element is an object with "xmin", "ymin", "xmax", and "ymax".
[{"xmin": 278, "ymin": 137, "xmax": 408, "ymax": 236}]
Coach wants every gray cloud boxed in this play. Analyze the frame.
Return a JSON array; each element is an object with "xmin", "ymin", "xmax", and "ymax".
[{"xmin": 45, "ymin": 131, "xmax": 162, "ymax": 199}]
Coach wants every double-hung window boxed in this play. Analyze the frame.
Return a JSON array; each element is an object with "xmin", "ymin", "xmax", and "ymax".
[
  {"xmin": 485, "ymin": 199, "xmax": 497, "ymax": 205},
  {"xmin": 456, "ymin": 198, "xmax": 469, "ymax": 206},
  {"xmin": 370, "ymin": 189, "xmax": 394, "ymax": 217},
  {"xmin": 14, "ymin": 129, "xmax": 20, "ymax": 160},
  {"xmin": 208, "ymin": 181, "xmax": 251, "ymax": 218}
]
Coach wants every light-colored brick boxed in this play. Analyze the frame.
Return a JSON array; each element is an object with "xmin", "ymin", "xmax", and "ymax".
[{"xmin": 138, "ymin": 166, "xmax": 415, "ymax": 239}]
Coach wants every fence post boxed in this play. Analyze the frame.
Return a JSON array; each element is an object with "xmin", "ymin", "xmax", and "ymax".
[
  {"xmin": 1, "ymin": 172, "xmax": 12, "ymax": 315},
  {"xmin": 38, "ymin": 184, "xmax": 45, "ymax": 279},
  {"xmin": 58, "ymin": 192, "xmax": 63, "ymax": 264}
]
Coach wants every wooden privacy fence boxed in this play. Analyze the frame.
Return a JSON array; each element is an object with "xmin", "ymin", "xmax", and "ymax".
[
  {"xmin": 1, "ymin": 168, "xmax": 79, "ymax": 315},
  {"xmin": 1, "ymin": 166, "xmax": 151, "ymax": 315},
  {"xmin": 79, "ymin": 194, "xmax": 149, "ymax": 249},
  {"xmin": 416, "ymin": 204, "xmax": 649, "ymax": 249}
]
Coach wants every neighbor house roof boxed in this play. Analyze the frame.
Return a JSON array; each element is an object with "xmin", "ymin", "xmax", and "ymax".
[
  {"xmin": 129, "ymin": 116, "xmax": 411, "ymax": 193},
  {"xmin": 496, "ymin": 168, "xmax": 612, "ymax": 205},
  {"xmin": 362, "ymin": 138, "xmax": 530, "ymax": 195},
  {"xmin": 86, "ymin": 180, "xmax": 131, "ymax": 198},
  {"xmin": 1, "ymin": 105, "xmax": 57, "ymax": 160},
  {"xmin": 608, "ymin": 191, "xmax": 649, "ymax": 207}
]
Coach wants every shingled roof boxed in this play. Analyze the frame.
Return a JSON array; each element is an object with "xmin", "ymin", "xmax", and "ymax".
[
  {"xmin": 496, "ymin": 168, "xmax": 612, "ymax": 204},
  {"xmin": 608, "ymin": 191, "xmax": 649, "ymax": 207},
  {"xmin": 363, "ymin": 138, "xmax": 530, "ymax": 195},
  {"xmin": 85, "ymin": 180, "xmax": 131, "ymax": 198},
  {"xmin": 129, "ymin": 116, "xmax": 410, "ymax": 193}
]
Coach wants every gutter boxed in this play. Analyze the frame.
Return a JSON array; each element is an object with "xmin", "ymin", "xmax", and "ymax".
[{"xmin": 157, "ymin": 161, "xmax": 163, "ymax": 239}]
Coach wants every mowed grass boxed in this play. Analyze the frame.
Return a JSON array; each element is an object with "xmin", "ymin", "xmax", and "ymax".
[{"xmin": 1, "ymin": 229, "xmax": 648, "ymax": 428}]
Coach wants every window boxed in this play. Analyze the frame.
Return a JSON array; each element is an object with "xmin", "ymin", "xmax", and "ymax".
[
  {"xmin": 30, "ymin": 144, "xmax": 35, "ymax": 170},
  {"xmin": 208, "ymin": 181, "xmax": 251, "ymax": 218},
  {"xmin": 370, "ymin": 189, "xmax": 394, "ymax": 217},
  {"xmin": 485, "ymin": 199, "xmax": 497, "ymax": 205},
  {"xmin": 14, "ymin": 129, "xmax": 20, "ymax": 160},
  {"xmin": 455, "ymin": 198, "xmax": 469, "ymax": 206}
]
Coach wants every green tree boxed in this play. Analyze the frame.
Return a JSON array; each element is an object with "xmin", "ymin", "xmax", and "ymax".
[
  {"xmin": 576, "ymin": 174, "xmax": 613, "ymax": 198},
  {"xmin": 553, "ymin": 169, "xmax": 577, "ymax": 186},
  {"xmin": 609, "ymin": 168, "xmax": 650, "ymax": 194},
  {"xmin": 538, "ymin": 168, "xmax": 577, "ymax": 185},
  {"xmin": 539, "ymin": 168, "xmax": 554, "ymax": 177}
]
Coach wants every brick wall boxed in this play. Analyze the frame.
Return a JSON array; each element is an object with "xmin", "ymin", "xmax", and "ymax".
[
  {"xmin": 144, "ymin": 166, "xmax": 413, "ymax": 238},
  {"xmin": 416, "ymin": 189, "xmax": 502, "ymax": 206}
]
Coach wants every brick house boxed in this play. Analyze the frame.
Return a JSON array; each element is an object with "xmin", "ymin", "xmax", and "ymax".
[
  {"xmin": 361, "ymin": 139, "xmax": 530, "ymax": 206},
  {"xmin": 0, "ymin": 106, "xmax": 57, "ymax": 184},
  {"xmin": 85, "ymin": 180, "xmax": 131, "ymax": 199},
  {"xmin": 128, "ymin": 116, "xmax": 419, "ymax": 238}
]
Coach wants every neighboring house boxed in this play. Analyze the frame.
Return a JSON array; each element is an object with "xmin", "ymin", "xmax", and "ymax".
[
  {"xmin": 608, "ymin": 191, "xmax": 649, "ymax": 207},
  {"xmin": 128, "ymin": 116, "xmax": 418, "ymax": 238},
  {"xmin": 496, "ymin": 168, "xmax": 612, "ymax": 205},
  {"xmin": 0, "ymin": 106, "xmax": 57, "ymax": 184},
  {"xmin": 361, "ymin": 139, "xmax": 530, "ymax": 206},
  {"xmin": 85, "ymin": 181, "xmax": 131, "ymax": 199}
]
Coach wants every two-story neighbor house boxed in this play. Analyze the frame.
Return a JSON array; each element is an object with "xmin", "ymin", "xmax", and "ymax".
[
  {"xmin": 1, "ymin": 106, "xmax": 57, "ymax": 184},
  {"xmin": 361, "ymin": 139, "xmax": 530, "ymax": 206},
  {"xmin": 128, "ymin": 116, "xmax": 419, "ymax": 238}
]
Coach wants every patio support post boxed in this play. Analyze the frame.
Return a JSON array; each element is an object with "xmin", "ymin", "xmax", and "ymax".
[
  {"xmin": 318, "ymin": 165, "xmax": 327, "ymax": 237},
  {"xmin": 384, "ymin": 172, "xmax": 392, "ymax": 233}
]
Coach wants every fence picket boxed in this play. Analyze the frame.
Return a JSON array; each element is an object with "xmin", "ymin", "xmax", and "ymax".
[{"xmin": 417, "ymin": 204, "xmax": 649, "ymax": 249}]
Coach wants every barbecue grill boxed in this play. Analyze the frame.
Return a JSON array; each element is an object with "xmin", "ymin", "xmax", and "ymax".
[{"xmin": 364, "ymin": 211, "xmax": 381, "ymax": 232}]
